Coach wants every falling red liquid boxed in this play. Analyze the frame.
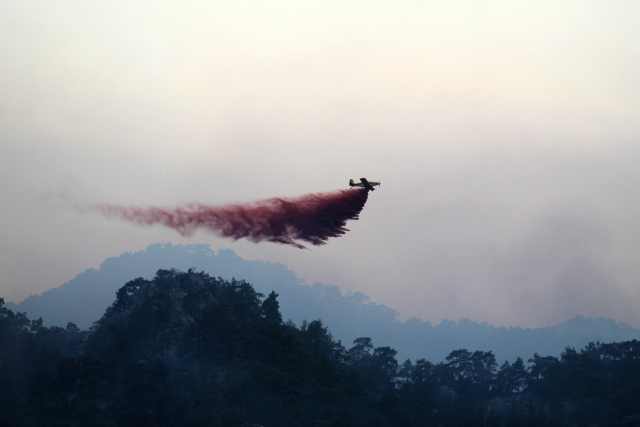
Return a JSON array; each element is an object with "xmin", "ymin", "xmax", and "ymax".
[{"xmin": 69, "ymin": 189, "xmax": 370, "ymax": 249}]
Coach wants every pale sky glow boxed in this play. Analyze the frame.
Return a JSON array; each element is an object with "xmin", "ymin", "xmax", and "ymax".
[{"xmin": 2, "ymin": 1, "xmax": 640, "ymax": 328}]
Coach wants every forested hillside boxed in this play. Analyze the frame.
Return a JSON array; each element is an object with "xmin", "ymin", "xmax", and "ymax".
[
  {"xmin": 1, "ymin": 270, "xmax": 639, "ymax": 426},
  {"xmin": 7, "ymin": 244, "xmax": 640, "ymax": 364}
]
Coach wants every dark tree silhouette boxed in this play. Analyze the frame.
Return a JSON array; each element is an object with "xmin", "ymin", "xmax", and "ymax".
[
  {"xmin": 2, "ymin": 273, "xmax": 640, "ymax": 427},
  {"xmin": 262, "ymin": 291, "xmax": 282, "ymax": 324}
]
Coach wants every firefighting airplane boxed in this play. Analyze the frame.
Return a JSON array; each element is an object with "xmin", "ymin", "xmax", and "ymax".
[{"xmin": 349, "ymin": 178, "xmax": 381, "ymax": 191}]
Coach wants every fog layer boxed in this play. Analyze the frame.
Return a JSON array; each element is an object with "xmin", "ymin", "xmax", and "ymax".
[{"xmin": 2, "ymin": 1, "xmax": 639, "ymax": 328}]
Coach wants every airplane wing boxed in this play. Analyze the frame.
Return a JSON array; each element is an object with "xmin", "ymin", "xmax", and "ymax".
[{"xmin": 360, "ymin": 178, "xmax": 375, "ymax": 191}]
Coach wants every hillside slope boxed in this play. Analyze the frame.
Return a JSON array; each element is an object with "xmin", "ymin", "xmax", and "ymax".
[
  {"xmin": 7, "ymin": 243, "xmax": 640, "ymax": 363},
  {"xmin": 2, "ymin": 271, "xmax": 640, "ymax": 427}
]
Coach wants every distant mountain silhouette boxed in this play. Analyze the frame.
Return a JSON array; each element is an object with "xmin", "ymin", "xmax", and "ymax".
[{"xmin": 7, "ymin": 243, "xmax": 640, "ymax": 363}]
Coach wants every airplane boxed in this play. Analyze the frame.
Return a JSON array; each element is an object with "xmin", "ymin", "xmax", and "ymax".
[{"xmin": 349, "ymin": 178, "xmax": 381, "ymax": 191}]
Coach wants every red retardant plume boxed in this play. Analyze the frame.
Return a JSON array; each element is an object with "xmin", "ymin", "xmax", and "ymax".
[{"xmin": 68, "ymin": 189, "xmax": 370, "ymax": 249}]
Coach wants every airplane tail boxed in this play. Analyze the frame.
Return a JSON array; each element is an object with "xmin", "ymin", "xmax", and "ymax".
[{"xmin": 349, "ymin": 179, "xmax": 355, "ymax": 187}]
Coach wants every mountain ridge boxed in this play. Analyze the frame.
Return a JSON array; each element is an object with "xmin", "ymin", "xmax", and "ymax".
[{"xmin": 6, "ymin": 243, "xmax": 639, "ymax": 363}]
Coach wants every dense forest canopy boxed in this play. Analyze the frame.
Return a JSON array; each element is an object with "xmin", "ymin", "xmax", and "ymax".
[{"xmin": 1, "ymin": 269, "xmax": 640, "ymax": 426}]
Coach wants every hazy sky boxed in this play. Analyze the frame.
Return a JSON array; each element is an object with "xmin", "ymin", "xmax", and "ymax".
[{"xmin": 2, "ymin": 1, "xmax": 639, "ymax": 328}]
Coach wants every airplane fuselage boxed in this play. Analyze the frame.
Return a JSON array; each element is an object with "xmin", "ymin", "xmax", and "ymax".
[{"xmin": 349, "ymin": 178, "xmax": 380, "ymax": 191}]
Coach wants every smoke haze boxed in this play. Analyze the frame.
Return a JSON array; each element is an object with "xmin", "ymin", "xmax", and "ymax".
[{"xmin": 2, "ymin": 1, "xmax": 640, "ymax": 329}]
